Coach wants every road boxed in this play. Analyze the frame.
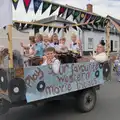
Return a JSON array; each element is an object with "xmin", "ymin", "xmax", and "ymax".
[{"xmin": 0, "ymin": 73, "xmax": 120, "ymax": 120}]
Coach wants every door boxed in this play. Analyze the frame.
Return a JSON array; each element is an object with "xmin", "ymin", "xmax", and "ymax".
[{"xmin": 111, "ymin": 40, "xmax": 113, "ymax": 52}]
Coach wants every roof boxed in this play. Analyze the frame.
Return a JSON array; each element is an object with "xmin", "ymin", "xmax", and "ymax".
[
  {"xmin": 35, "ymin": 15, "xmax": 75, "ymax": 24},
  {"xmin": 108, "ymin": 16, "xmax": 120, "ymax": 26},
  {"xmin": 107, "ymin": 15, "xmax": 120, "ymax": 32}
]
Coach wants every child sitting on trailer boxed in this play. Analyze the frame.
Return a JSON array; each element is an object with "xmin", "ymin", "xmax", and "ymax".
[
  {"xmin": 90, "ymin": 40, "xmax": 108, "ymax": 63},
  {"xmin": 70, "ymin": 33, "xmax": 81, "ymax": 54},
  {"xmin": 42, "ymin": 33, "xmax": 50, "ymax": 50},
  {"xmin": 42, "ymin": 47, "xmax": 60, "ymax": 74},
  {"xmin": 55, "ymin": 37, "xmax": 68, "ymax": 53}
]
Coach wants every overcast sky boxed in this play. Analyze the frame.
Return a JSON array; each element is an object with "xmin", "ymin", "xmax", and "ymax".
[{"xmin": 13, "ymin": 0, "xmax": 120, "ymax": 21}]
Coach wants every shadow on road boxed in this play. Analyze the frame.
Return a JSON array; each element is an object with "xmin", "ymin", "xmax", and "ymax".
[{"xmin": 0, "ymin": 100, "xmax": 79, "ymax": 120}]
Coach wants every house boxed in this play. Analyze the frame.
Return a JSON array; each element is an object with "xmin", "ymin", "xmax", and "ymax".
[{"xmin": 29, "ymin": 3, "xmax": 120, "ymax": 55}]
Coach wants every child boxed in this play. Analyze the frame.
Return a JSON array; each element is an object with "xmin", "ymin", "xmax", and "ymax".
[
  {"xmin": 56, "ymin": 37, "xmax": 68, "ymax": 53},
  {"xmin": 34, "ymin": 33, "xmax": 44, "ymax": 58},
  {"xmin": 20, "ymin": 36, "xmax": 35, "ymax": 56},
  {"xmin": 42, "ymin": 47, "xmax": 60, "ymax": 74},
  {"xmin": 70, "ymin": 33, "xmax": 80, "ymax": 53},
  {"xmin": 42, "ymin": 34, "xmax": 50, "ymax": 50}
]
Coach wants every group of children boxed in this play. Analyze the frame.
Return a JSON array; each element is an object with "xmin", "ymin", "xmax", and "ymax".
[{"xmin": 21, "ymin": 33, "xmax": 81, "ymax": 73}]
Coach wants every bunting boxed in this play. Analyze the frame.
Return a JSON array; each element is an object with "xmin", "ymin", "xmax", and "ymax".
[
  {"xmin": 72, "ymin": 26, "xmax": 77, "ymax": 31},
  {"xmin": 80, "ymin": 12, "xmax": 86, "ymax": 22},
  {"xmin": 53, "ymin": 27, "xmax": 57, "ymax": 32},
  {"xmin": 43, "ymin": 26, "xmax": 48, "ymax": 32},
  {"xmin": 99, "ymin": 18, "xmax": 105, "ymax": 28},
  {"xmin": 89, "ymin": 15, "xmax": 96, "ymax": 23},
  {"xmin": 23, "ymin": 0, "xmax": 32, "ymax": 13},
  {"xmin": 33, "ymin": 0, "xmax": 42, "ymax": 14},
  {"xmin": 21, "ymin": 23, "xmax": 26, "ymax": 30},
  {"xmin": 50, "ymin": 4, "xmax": 59, "ymax": 15},
  {"xmin": 66, "ymin": 8, "xmax": 73, "ymax": 19},
  {"xmin": 42, "ymin": 1, "xmax": 51, "ymax": 14},
  {"xmin": 58, "ymin": 6, "xmax": 66, "ymax": 16},
  {"xmin": 73, "ymin": 10, "xmax": 80, "ymax": 21},
  {"xmin": 12, "ymin": 0, "xmax": 19, "ymax": 10},
  {"xmin": 58, "ymin": 28, "xmax": 61, "ymax": 33},
  {"xmin": 84, "ymin": 14, "xmax": 91, "ymax": 23},
  {"xmin": 49, "ymin": 26, "xmax": 52, "ymax": 32}
]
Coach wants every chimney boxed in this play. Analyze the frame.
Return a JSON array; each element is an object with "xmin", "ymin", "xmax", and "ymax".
[{"xmin": 87, "ymin": 4, "xmax": 93, "ymax": 13}]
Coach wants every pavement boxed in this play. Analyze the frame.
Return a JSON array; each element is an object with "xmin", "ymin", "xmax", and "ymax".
[{"xmin": 0, "ymin": 72, "xmax": 120, "ymax": 120}]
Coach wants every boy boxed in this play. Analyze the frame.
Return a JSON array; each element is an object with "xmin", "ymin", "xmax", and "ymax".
[{"xmin": 42, "ymin": 47, "xmax": 60, "ymax": 74}]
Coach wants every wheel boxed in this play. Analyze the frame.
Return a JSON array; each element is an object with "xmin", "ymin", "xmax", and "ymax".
[
  {"xmin": 0, "ymin": 99, "xmax": 10, "ymax": 115},
  {"xmin": 76, "ymin": 88, "xmax": 96, "ymax": 113}
]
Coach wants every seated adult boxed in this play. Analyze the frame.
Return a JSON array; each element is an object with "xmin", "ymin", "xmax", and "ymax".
[
  {"xmin": 90, "ymin": 40, "xmax": 108, "ymax": 63},
  {"xmin": 42, "ymin": 47, "xmax": 60, "ymax": 74}
]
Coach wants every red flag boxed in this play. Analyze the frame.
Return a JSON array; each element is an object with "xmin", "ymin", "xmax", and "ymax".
[{"xmin": 23, "ymin": 0, "xmax": 31, "ymax": 13}]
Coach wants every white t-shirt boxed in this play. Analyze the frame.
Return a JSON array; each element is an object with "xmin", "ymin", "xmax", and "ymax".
[{"xmin": 42, "ymin": 57, "xmax": 60, "ymax": 74}]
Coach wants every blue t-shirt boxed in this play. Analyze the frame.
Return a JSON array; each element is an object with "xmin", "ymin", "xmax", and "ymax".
[{"xmin": 34, "ymin": 42, "xmax": 44, "ymax": 57}]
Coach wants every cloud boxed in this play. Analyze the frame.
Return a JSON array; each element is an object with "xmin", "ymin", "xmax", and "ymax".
[{"xmin": 13, "ymin": 0, "xmax": 120, "ymax": 21}]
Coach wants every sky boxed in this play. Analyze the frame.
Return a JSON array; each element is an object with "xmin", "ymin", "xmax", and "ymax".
[{"xmin": 13, "ymin": 0, "xmax": 120, "ymax": 21}]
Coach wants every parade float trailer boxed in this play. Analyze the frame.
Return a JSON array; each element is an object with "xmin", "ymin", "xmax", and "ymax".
[{"xmin": 0, "ymin": 0, "xmax": 113, "ymax": 115}]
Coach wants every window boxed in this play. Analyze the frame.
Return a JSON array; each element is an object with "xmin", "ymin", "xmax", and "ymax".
[
  {"xmin": 88, "ymin": 38, "xmax": 93, "ymax": 49},
  {"xmin": 115, "ymin": 41, "xmax": 118, "ymax": 48}
]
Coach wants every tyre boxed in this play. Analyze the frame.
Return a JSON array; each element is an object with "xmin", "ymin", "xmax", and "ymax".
[
  {"xmin": 0, "ymin": 99, "xmax": 10, "ymax": 115},
  {"xmin": 76, "ymin": 88, "xmax": 96, "ymax": 113}
]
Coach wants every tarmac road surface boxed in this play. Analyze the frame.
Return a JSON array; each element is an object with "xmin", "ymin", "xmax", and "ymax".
[{"xmin": 0, "ymin": 73, "xmax": 120, "ymax": 120}]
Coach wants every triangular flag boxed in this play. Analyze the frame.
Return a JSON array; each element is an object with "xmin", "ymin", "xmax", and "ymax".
[
  {"xmin": 23, "ymin": 0, "xmax": 32, "ymax": 13},
  {"xmin": 94, "ymin": 16, "xmax": 101, "ymax": 23},
  {"xmin": 64, "ymin": 28, "xmax": 67, "ymax": 33},
  {"xmin": 33, "ymin": 0, "xmax": 42, "ymax": 14},
  {"xmin": 84, "ymin": 14, "xmax": 91, "ymax": 23},
  {"xmin": 43, "ymin": 26, "xmax": 48, "ymax": 32},
  {"xmin": 99, "ymin": 18, "xmax": 105, "ymax": 28},
  {"xmin": 53, "ymin": 27, "xmax": 57, "ymax": 32},
  {"xmin": 72, "ymin": 26, "xmax": 77, "ymax": 31},
  {"xmin": 12, "ymin": 0, "xmax": 19, "ymax": 10},
  {"xmin": 58, "ymin": 6, "xmax": 66, "ymax": 16},
  {"xmin": 50, "ymin": 4, "xmax": 59, "ymax": 15},
  {"xmin": 26, "ymin": 24, "xmax": 32, "ymax": 29},
  {"xmin": 58, "ymin": 28, "xmax": 61, "ymax": 33},
  {"xmin": 34, "ymin": 26, "xmax": 40, "ymax": 34},
  {"xmin": 80, "ymin": 12, "xmax": 86, "ymax": 22},
  {"xmin": 66, "ymin": 26, "xmax": 69, "ymax": 31},
  {"xmin": 89, "ymin": 15, "xmax": 96, "ymax": 23},
  {"xmin": 14, "ymin": 22, "xmax": 20, "ymax": 30},
  {"xmin": 42, "ymin": 1, "xmax": 51, "ymax": 14},
  {"xmin": 78, "ymin": 25, "xmax": 82, "ymax": 29},
  {"xmin": 49, "ymin": 26, "xmax": 52, "ymax": 32},
  {"xmin": 73, "ymin": 10, "xmax": 80, "ymax": 21},
  {"xmin": 66, "ymin": 8, "xmax": 73, "ymax": 19},
  {"xmin": 3, "ymin": 26, "xmax": 6, "ymax": 30},
  {"xmin": 21, "ymin": 23, "xmax": 26, "ymax": 30}
]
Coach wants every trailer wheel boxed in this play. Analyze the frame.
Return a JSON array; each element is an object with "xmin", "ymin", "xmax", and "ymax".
[
  {"xmin": 76, "ymin": 88, "xmax": 96, "ymax": 113},
  {"xmin": 0, "ymin": 99, "xmax": 10, "ymax": 115}
]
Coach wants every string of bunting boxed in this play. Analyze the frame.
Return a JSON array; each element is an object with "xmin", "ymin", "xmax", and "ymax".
[
  {"xmin": 13, "ymin": 20, "xmax": 66, "ymax": 33},
  {"xmin": 13, "ymin": 16, "xmax": 109, "ymax": 34},
  {"xmin": 12, "ymin": 0, "xmax": 106, "ymax": 26}
]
